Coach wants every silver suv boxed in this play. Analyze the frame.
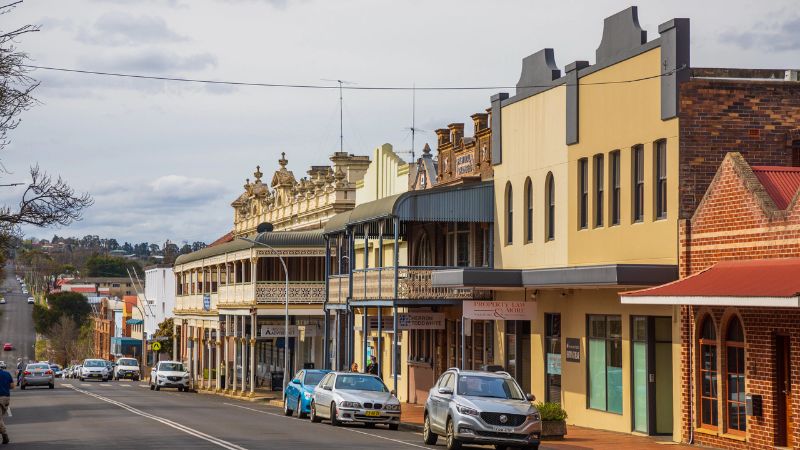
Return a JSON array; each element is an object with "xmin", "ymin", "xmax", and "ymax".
[{"xmin": 423, "ymin": 368, "xmax": 541, "ymax": 450}]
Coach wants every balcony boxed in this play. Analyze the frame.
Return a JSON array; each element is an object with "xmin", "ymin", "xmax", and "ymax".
[
  {"xmin": 177, "ymin": 281, "xmax": 326, "ymax": 307},
  {"xmin": 327, "ymin": 267, "xmax": 492, "ymax": 304}
]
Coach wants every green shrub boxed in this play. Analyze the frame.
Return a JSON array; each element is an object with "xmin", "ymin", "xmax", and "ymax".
[{"xmin": 535, "ymin": 401, "xmax": 568, "ymax": 421}]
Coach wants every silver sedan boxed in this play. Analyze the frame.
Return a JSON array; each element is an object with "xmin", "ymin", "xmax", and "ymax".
[
  {"xmin": 20, "ymin": 363, "xmax": 55, "ymax": 389},
  {"xmin": 310, "ymin": 372, "xmax": 401, "ymax": 429}
]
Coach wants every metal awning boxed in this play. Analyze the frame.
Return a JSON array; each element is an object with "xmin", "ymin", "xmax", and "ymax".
[
  {"xmin": 175, "ymin": 230, "xmax": 325, "ymax": 265},
  {"xmin": 126, "ymin": 318, "xmax": 144, "ymax": 325}
]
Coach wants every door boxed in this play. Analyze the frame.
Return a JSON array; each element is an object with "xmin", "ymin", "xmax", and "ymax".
[
  {"xmin": 777, "ymin": 335, "xmax": 793, "ymax": 447},
  {"xmin": 431, "ymin": 373, "xmax": 454, "ymax": 431},
  {"xmin": 631, "ymin": 316, "xmax": 673, "ymax": 435}
]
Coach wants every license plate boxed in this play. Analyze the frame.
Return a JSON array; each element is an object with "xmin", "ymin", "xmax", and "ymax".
[
  {"xmin": 493, "ymin": 426, "xmax": 514, "ymax": 433},
  {"xmin": 365, "ymin": 410, "xmax": 381, "ymax": 417}
]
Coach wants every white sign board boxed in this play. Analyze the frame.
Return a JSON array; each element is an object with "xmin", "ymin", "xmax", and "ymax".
[
  {"xmin": 463, "ymin": 301, "xmax": 536, "ymax": 321},
  {"xmin": 397, "ymin": 312, "xmax": 445, "ymax": 330},
  {"xmin": 260, "ymin": 325, "xmax": 298, "ymax": 338}
]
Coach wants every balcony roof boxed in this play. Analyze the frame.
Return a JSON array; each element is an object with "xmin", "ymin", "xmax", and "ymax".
[{"xmin": 174, "ymin": 230, "xmax": 325, "ymax": 265}]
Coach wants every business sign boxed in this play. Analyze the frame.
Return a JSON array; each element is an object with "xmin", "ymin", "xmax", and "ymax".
[
  {"xmin": 463, "ymin": 301, "xmax": 536, "ymax": 321},
  {"xmin": 202, "ymin": 294, "xmax": 211, "ymax": 311},
  {"xmin": 565, "ymin": 338, "xmax": 581, "ymax": 363},
  {"xmin": 456, "ymin": 153, "xmax": 474, "ymax": 176},
  {"xmin": 397, "ymin": 312, "xmax": 445, "ymax": 330},
  {"xmin": 261, "ymin": 325, "xmax": 298, "ymax": 338}
]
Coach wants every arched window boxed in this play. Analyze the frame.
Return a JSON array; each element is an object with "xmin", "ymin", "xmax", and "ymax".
[
  {"xmin": 698, "ymin": 316, "xmax": 718, "ymax": 429},
  {"xmin": 725, "ymin": 317, "xmax": 746, "ymax": 434},
  {"xmin": 545, "ymin": 173, "xmax": 555, "ymax": 241},
  {"xmin": 415, "ymin": 232, "xmax": 432, "ymax": 266},
  {"xmin": 524, "ymin": 177, "xmax": 533, "ymax": 243},
  {"xmin": 505, "ymin": 182, "xmax": 513, "ymax": 244}
]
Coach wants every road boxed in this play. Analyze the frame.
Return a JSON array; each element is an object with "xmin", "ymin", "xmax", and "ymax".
[{"xmin": 0, "ymin": 264, "xmax": 36, "ymax": 367}]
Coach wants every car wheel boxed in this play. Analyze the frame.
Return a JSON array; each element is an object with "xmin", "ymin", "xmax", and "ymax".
[
  {"xmin": 310, "ymin": 402, "xmax": 322, "ymax": 423},
  {"xmin": 284, "ymin": 396, "xmax": 294, "ymax": 417},
  {"xmin": 79, "ymin": 377, "xmax": 84, "ymax": 382},
  {"xmin": 522, "ymin": 445, "xmax": 539, "ymax": 450},
  {"xmin": 49, "ymin": 383, "xmax": 54, "ymax": 389},
  {"xmin": 20, "ymin": 384, "xmax": 25, "ymax": 390},
  {"xmin": 446, "ymin": 418, "xmax": 462, "ymax": 450},
  {"xmin": 330, "ymin": 403, "xmax": 340, "ymax": 427},
  {"xmin": 423, "ymin": 414, "xmax": 438, "ymax": 445},
  {"xmin": 388, "ymin": 423, "xmax": 399, "ymax": 431},
  {"xmin": 155, "ymin": 385, "xmax": 160, "ymax": 391},
  {"xmin": 297, "ymin": 398, "xmax": 307, "ymax": 419},
  {"xmin": 150, "ymin": 384, "xmax": 155, "ymax": 390}
]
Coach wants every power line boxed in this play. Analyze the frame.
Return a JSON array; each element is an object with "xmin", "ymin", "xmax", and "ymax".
[{"xmin": 20, "ymin": 64, "xmax": 687, "ymax": 91}]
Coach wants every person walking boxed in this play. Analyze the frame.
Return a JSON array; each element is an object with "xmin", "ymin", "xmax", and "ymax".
[
  {"xmin": 0, "ymin": 361, "xmax": 15, "ymax": 444},
  {"xmin": 14, "ymin": 360, "xmax": 22, "ymax": 386},
  {"xmin": 366, "ymin": 356, "xmax": 379, "ymax": 376},
  {"xmin": 350, "ymin": 362, "xmax": 359, "ymax": 373}
]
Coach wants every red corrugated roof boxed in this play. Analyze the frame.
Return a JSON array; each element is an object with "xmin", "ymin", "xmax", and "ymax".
[
  {"xmin": 70, "ymin": 287, "xmax": 97, "ymax": 293},
  {"xmin": 752, "ymin": 166, "xmax": 800, "ymax": 210},
  {"xmin": 209, "ymin": 231, "xmax": 234, "ymax": 247},
  {"xmin": 624, "ymin": 258, "xmax": 800, "ymax": 298}
]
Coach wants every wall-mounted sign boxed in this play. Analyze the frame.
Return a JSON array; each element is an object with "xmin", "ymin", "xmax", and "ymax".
[
  {"xmin": 260, "ymin": 325, "xmax": 298, "ymax": 338},
  {"xmin": 463, "ymin": 301, "xmax": 536, "ymax": 321},
  {"xmin": 398, "ymin": 312, "xmax": 445, "ymax": 330},
  {"xmin": 565, "ymin": 338, "xmax": 581, "ymax": 363},
  {"xmin": 456, "ymin": 153, "xmax": 474, "ymax": 176},
  {"xmin": 202, "ymin": 294, "xmax": 211, "ymax": 311}
]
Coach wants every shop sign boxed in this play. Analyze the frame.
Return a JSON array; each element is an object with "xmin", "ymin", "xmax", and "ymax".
[
  {"xmin": 260, "ymin": 325, "xmax": 298, "ymax": 338},
  {"xmin": 456, "ymin": 153, "xmax": 474, "ymax": 176},
  {"xmin": 565, "ymin": 338, "xmax": 581, "ymax": 363},
  {"xmin": 397, "ymin": 312, "xmax": 445, "ymax": 330},
  {"xmin": 546, "ymin": 353, "xmax": 561, "ymax": 375},
  {"xmin": 202, "ymin": 294, "xmax": 210, "ymax": 311},
  {"xmin": 463, "ymin": 301, "xmax": 536, "ymax": 321}
]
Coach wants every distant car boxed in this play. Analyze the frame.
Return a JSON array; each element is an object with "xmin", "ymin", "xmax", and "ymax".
[
  {"xmin": 0, "ymin": 298, "xmax": 5, "ymax": 304},
  {"xmin": 20, "ymin": 363, "xmax": 55, "ymax": 389},
  {"xmin": 114, "ymin": 357, "xmax": 140, "ymax": 381},
  {"xmin": 50, "ymin": 364, "xmax": 63, "ymax": 378},
  {"xmin": 284, "ymin": 369, "xmax": 331, "ymax": 418},
  {"xmin": 80, "ymin": 359, "xmax": 110, "ymax": 382},
  {"xmin": 310, "ymin": 372, "xmax": 401, "ymax": 429},
  {"xmin": 70, "ymin": 365, "xmax": 82, "ymax": 379},
  {"xmin": 2, "ymin": 343, "xmax": 11, "ymax": 351},
  {"xmin": 150, "ymin": 361, "xmax": 191, "ymax": 391},
  {"xmin": 27, "ymin": 297, "xmax": 34, "ymax": 304}
]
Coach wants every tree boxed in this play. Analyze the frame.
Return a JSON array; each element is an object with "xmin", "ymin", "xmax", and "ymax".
[
  {"xmin": 191, "ymin": 241, "xmax": 207, "ymax": 252},
  {"xmin": 45, "ymin": 315, "xmax": 92, "ymax": 366},
  {"xmin": 153, "ymin": 317, "xmax": 174, "ymax": 357},
  {"xmin": 122, "ymin": 242, "xmax": 133, "ymax": 254},
  {"xmin": 84, "ymin": 254, "xmax": 142, "ymax": 277},
  {"xmin": 162, "ymin": 242, "xmax": 179, "ymax": 264},
  {"xmin": 32, "ymin": 291, "xmax": 92, "ymax": 334},
  {"xmin": 179, "ymin": 244, "xmax": 192, "ymax": 254}
]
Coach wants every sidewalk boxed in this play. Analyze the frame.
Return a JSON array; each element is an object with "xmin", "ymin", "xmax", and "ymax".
[{"xmin": 400, "ymin": 403, "xmax": 692, "ymax": 449}]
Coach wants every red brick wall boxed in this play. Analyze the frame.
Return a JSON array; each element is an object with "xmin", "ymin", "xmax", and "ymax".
[{"xmin": 678, "ymin": 78, "xmax": 800, "ymax": 219}]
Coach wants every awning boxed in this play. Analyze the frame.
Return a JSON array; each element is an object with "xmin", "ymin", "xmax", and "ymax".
[
  {"xmin": 126, "ymin": 319, "xmax": 144, "ymax": 325},
  {"xmin": 621, "ymin": 258, "xmax": 800, "ymax": 307},
  {"xmin": 174, "ymin": 230, "xmax": 325, "ymax": 265}
]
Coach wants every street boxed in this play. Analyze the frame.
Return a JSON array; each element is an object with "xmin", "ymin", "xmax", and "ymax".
[{"xmin": 0, "ymin": 266, "xmax": 35, "ymax": 366}]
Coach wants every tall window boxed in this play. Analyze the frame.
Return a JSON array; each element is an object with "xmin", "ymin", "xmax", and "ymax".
[
  {"xmin": 545, "ymin": 313, "xmax": 562, "ymax": 404},
  {"xmin": 632, "ymin": 145, "xmax": 644, "ymax": 222},
  {"xmin": 655, "ymin": 140, "xmax": 667, "ymax": 219},
  {"xmin": 588, "ymin": 315, "xmax": 622, "ymax": 414},
  {"xmin": 610, "ymin": 151, "xmax": 621, "ymax": 225},
  {"xmin": 792, "ymin": 139, "xmax": 800, "ymax": 167},
  {"xmin": 579, "ymin": 158, "xmax": 588, "ymax": 229},
  {"xmin": 525, "ymin": 178, "xmax": 533, "ymax": 243},
  {"xmin": 594, "ymin": 154, "xmax": 604, "ymax": 227},
  {"xmin": 505, "ymin": 183, "xmax": 513, "ymax": 244},
  {"xmin": 545, "ymin": 173, "xmax": 555, "ymax": 241},
  {"xmin": 725, "ymin": 317, "xmax": 746, "ymax": 434},
  {"xmin": 698, "ymin": 316, "xmax": 719, "ymax": 429}
]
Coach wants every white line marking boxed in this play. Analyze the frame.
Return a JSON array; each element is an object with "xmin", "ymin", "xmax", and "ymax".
[
  {"xmin": 118, "ymin": 384, "xmax": 130, "ymax": 387},
  {"xmin": 223, "ymin": 403, "xmax": 428, "ymax": 449},
  {"xmin": 80, "ymin": 384, "xmax": 90, "ymax": 387},
  {"xmin": 67, "ymin": 385, "xmax": 247, "ymax": 450},
  {"xmin": 139, "ymin": 384, "xmax": 149, "ymax": 388}
]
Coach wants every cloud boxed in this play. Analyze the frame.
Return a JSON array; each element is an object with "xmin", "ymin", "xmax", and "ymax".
[
  {"xmin": 719, "ymin": 14, "xmax": 800, "ymax": 52},
  {"xmin": 79, "ymin": 49, "xmax": 217, "ymax": 73},
  {"xmin": 77, "ymin": 11, "xmax": 187, "ymax": 46}
]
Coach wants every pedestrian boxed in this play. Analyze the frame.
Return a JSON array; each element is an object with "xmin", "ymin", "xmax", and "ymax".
[
  {"xmin": 0, "ymin": 361, "xmax": 14, "ymax": 444},
  {"xmin": 366, "ymin": 356, "xmax": 379, "ymax": 376},
  {"xmin": 350, "ymin": 362, "xmax": 359, "ymax": 373},
  {"xmin": 14, "ymin": 360, "xmax": 22, "ymax": 385}
]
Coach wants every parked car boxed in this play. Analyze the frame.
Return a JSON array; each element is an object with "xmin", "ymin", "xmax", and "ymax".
[
  {"xmin": 70, "ymin": 365, "xmax": 81, "ymax": 379},
  {"xmin": 80, "ymin": 359, "xmax": 110, "ymax": 382},
  {"xmin": 114, "ymin": 358, "xmax": 140, "ymax": 380},
  {"xmin": 27, "ymin": 297, "xmax": 34, "ymax": 304},
  {"xmin": 284, "ymin": 369, "xmax": 330, "ymax": 418},
  {"xmin": 0, "ymin": 297, "xmax": 6, "ymax": 304},
  {"xmin": 422, "ymin": 368, "xmax": 541, "ymax": 450},
  {"xmin": 20, "ymin": 362, "xmax": 55, "ymax": 389},
  {"xmin": 310, "ymin": 372, "xmax": 400, "ymax": 429},
  {"xmin": 49, "ymin": 364, "xmax": 63, "ymax": 378},
  {"xmin": 150, "ymin": 361, "xmax": 191, "ymax": 391},
  {"xmin": 2, "ymin": 343, "xmax": 11, "ymax": 351}
]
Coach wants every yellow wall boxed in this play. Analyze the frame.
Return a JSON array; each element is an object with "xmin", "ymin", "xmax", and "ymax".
[
  {"xmin": 355, "ymin": 144, "xmax": 411, "ymax": 205},
  {"xmin": 567, "ymin": 48, "xmax": 679, "ymax": 266}
]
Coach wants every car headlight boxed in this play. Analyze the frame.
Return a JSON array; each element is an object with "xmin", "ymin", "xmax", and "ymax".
[
  {"xmin": 303, "ymin": 392, "xmax": 312, "ymax": 400},
  {"xmin": 339, "ymin": 401, "xmax": 362, "ymax": 408},
  {"xmin": 528, "ymin": 411, "xmax": 541, "ymax": 421},
  {"xmin": 456, "ymin": 404, "xmax": 479, "ymax": 416},
  {"xmin": 384, "ymin": 403, "xmax": 400, "ymax": 411},
  {"xmin": 158, "ymin": 374, "xmax": 166, "ymax": 379}
]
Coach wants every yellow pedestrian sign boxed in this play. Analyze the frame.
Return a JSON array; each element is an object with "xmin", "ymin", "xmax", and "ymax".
[{"xmin": 151, "ymin": 342, "xmax": 161, "ymax": 352}]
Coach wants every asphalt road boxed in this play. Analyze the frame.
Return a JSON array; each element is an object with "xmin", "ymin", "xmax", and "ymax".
[{"xmin": 0, "ymin": 265, "xmax": 35, "ymax": 367}]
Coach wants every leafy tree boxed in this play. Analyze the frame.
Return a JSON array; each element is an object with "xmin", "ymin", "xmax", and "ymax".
[
  {"xmin": 179, "ymin": 244, "xmax": 192, "ymax": 254},
  {"xmin": 122, "ymin": 242, "xmax": 134, "ymax": 254},
  {"xmin": 32, "ymin": 291, "xmax": 92, "ymax": 334},
  {"xmin": 153, "ymin": 318, "xmax": 174, "ymax": 356},
  {"xmin": 191, "ymin": 241, "xmax": 207, "ymax": 252},
  {"xmin": 84, "ymin": 254, "xmax": 142, "ymax": 277}
]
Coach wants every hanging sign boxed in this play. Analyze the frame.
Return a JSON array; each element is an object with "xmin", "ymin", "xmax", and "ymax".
[
  {"xmin": 398, "ymin": 312, "xmax": 445, "ymax": 330},
  {"xmin": 463, "ymin": 301, "xmax": 536, "ymax": 321}
]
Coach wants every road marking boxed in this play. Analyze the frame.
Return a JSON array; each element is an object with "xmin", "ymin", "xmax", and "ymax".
[
  {"xmin": 118, "ymin": 384, "xmax": 130, "ymax": 387},
  {"xmin": 139, "ymin": 384, "xmax": 149, "ymax": 388},
  {"xmin": 66, "ymin": 385, "xmax": 247, "ymax": 450},
  {"xmin": 223, "ymin": 403, "xmax": 428, "ymax": 449},
  {"xmin": 81, "ymin": 384, "xmax": 90, "ymax": 387}
]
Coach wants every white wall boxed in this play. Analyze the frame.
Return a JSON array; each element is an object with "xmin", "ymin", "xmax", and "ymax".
[{"xmin": 143, "ymin": 267, "xmax": 176, "ymax": 337}]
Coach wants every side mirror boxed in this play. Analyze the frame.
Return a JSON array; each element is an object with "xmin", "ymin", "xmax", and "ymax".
[
  {"xmin": 526, "ymin": 393, "xmax": 535, "ymax": 402},
  {"xmin": 292, "ymin": 378, "xmax": 302, "ymax": 385},
  {"xmin": 323, "ymin": 385, "xmax": 332, "ymax": 391},
  {"xmin": 438, "ymin": 387, "xmax": 454, "ymax": 395}
]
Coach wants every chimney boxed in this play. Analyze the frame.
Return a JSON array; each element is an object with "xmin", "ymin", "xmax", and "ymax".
[
  {"xmin": 435, "ymin": 128, "xmax": 450, "ymax": 147},
  {"xmin": 471, "ymin": 113, "xmax": 488, "ymax": 135},
  {"xmin": 448, "ymin": 123, "xmax": 464, "ymax": 145}
]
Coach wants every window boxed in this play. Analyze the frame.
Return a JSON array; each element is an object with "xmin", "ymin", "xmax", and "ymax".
[
  {"xmin": 588, "ymin": 315, "xmax": 622, "ymax": 414},
  {"xmin": 579, "ymin": 158, "xmax": 588, "ymax": 229},
  {"xmin": 525, "ymin": 177, "xmax": 533, "ymax": 243},
  {"xmin": 545, "ymin": 173, "xmax": 555, "ymax": 241},
  {"xmin": 545, "ymin": 313, "xmax": 562, "ymax": 403},
  {"xmin": 633, "ymin": 145, "xmax": 644, "ymax": 222},
  {"xmin": 725, "ymin": 317, "xmax": 746, "ymax": 434},
  {"xmin": 415, "ymin": 232, "xmax": 432, "ymax": 266},
  {"xmin": 505, "ymin": 182, "xmax": 513, "ymax": 244},
  {"xmin": 610, "ymin": 151, "xmax": 621, "ymax": 225},
  {"xmin": 594, "ymin": 154, "xmax": 604, "ymax": 227},
  {"xmin": 446, "ymin": 223, "xmax": 470, "ymax": 267},
  {"xmin": 698, "ymin": 316, "xmax": 719, "ymax": 429},
  {"xmin": 793, "ymin": 140, "xmax": 800, "ymax": 167},
  {"xmin": 655, "ymin": 140, "xmax": 667, "ymax": 219}
]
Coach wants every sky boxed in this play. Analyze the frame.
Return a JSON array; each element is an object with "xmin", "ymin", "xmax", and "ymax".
[{"xmin": 2, "ymin": 0, "xmax": 800, "ymax": 245}]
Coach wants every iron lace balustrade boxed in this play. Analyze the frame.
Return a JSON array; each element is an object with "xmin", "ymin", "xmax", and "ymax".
[{"xmin": 348, "ymin": 266, "xmax": 491, "ymax": 301}]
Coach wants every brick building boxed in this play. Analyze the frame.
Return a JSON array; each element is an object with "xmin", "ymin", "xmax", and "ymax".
[
  {"xmin": 93, "ymin": 298, "xmax": 114, "ymax": 361},
  {"xmin": 623, "ymin": 152, "xmax": 800, "ymax": 448}
]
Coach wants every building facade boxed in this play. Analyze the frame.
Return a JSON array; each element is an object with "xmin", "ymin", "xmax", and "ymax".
[{"xmin": 143, "ymin": 265, "xmax": 177, "ymax": 338}]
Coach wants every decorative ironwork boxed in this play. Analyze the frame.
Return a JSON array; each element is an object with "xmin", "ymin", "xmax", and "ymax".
[
  {"xmin": 327, "ymin": 275, "xmax": 349, "ymax": 304},
  {"xmin": 255, "ymin": 282, "xmax": 325, "ymax": 304},
  {"xmin": 345, "ymin": 267, "xmax": 492, "ymax": 301}
]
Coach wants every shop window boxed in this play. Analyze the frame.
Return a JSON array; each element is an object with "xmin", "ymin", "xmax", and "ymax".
[
  {"xmin": 698, "ymin": 316, "xmax": 719, "ymax": 429},
  {"xmin": 632, "ymin": 145, "xmax": 644, "ymax": 222},
  {"xmin": 505, "ymin": 182, "xmax": 513, "ymax": 245},
  {"xmin": 446, "ymin": 223, "xmax": 470, "ymax": 267},
  {"xmin": 415, "ymin": 232, "xmax": 432, "ymax": 266},
  {"xmin": 545, "ymin": 173, "xmax": 555, "ymax": 241},
  {"xmin": 655, "ymin": 140, "xmax": 667, "ymax": 219},
  {"xmin": 524, "ymin": 177, "xmax": 533, "ymax": 243},
  {"xmin": 409, "ymin": 329, "xmax": 432, "ymax": 364},
  {"xmin": 594, "ymin": 154, "xmax": 604, "ymax": 227},
  {"xmin": 725, "ymin": 317, "xmax": 746, "ymax": 434},
  {"xmin": 579, "ymin": 158, "xmax": 588, "ymax": 229},
  {"xmin": 610, "ymin": 150, "xmax": 621, "ymax": 225},
  {"xmin": 587, "ymin": 315, "xmax": 622, "ymax": 414},
  {"xmin": 545, "ymin": 313, "xmax": 562, "ymax": 404}
]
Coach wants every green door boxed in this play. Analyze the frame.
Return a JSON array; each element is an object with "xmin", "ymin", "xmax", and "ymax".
[{"xmin": 632, "ymin": 317, "xmax": 648, "ymax": 433}]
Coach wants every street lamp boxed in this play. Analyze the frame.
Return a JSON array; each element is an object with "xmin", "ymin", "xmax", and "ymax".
[{"xmin": 239, "ymin": 235, "xmax": 289, "ymax": 392}]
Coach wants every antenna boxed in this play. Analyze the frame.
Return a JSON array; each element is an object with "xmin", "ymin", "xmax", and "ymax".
[
  {"xmin": 400, "ymin": 83, "xmax": 425, "ymax": 162},
  {"xmin": 322, "ymin": 79, "xmax": 355, "ymax": 152}
]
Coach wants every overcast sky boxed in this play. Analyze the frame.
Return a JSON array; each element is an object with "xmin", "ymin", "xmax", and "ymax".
[{"xmin": 3, "ymin": 0, "xmax": 799, "ymax": 245}]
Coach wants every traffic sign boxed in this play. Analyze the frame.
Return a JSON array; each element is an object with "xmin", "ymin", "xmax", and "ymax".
[{"xmin": 151, "ymin": 342, "xmax": 162, "ymax": 352}]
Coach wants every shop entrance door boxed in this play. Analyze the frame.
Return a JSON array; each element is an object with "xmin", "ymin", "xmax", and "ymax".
[
  {"xmin": 505, "ymin": 320, "xmax": 531, "ymax": 393},
  {"xmin": 631, "ymin": 316, "xmax": 673, "ymax": 435},
  {"xmin": 777, "ymin": 335, "xmax": 793, "ymax": 447}
]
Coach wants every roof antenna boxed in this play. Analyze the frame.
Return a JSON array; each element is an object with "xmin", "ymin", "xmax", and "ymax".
[
  {"xmin": 401, "ymin": 83, "xmax": 425, "ymax": 162},
  {"xmin": 322, "ymin": 79, "xmax": 355, "ymax": 152}
]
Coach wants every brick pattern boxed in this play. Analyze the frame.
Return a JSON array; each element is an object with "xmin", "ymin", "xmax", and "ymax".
[
  {"xmin": 678, "ymin": 78, "xmax": 800, "ymax": 220},
  {"xmin": 679, "ymin": 152, "xmax": 800, "ymax": 449}
]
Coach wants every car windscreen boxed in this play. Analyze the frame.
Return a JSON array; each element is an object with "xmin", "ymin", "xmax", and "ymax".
[
  {"xmin": 118, "ymin": 359, "xmax": 138, "ymax": 366},
  {"xmin": 334, "ymin": 374, "xmax": 388, "ymax": 392},
  {"xmin": 304, "ymin": 372, "xmax": 326, "ymax": 386},
  {"xmin": 26, "ymin": 364, "xmax": 49, "ymax": 370},
  {"xmin": 84, "ymin": 360, "xmax": 106, "ymax": 367},
  {"xmin": 159, "ymin": 363, "xmax": 184, "ymax": 372},
  {"xmin": 457, "ymin": 375, "xmax": 525, "ymax": 400},
  {"xmin": 50, "ymin": 365, "xmax": 61, "ymax": 370}
]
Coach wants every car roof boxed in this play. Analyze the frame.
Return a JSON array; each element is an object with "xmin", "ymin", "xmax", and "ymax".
[
  {"xmin": 158, "ymin": 360, "xmax": 182, "ymax": 364},
  {"xmin": 304, "ymin": 369, "xmax": 331, "ymax": 374},
  {"xmin": 447, "ymin": 369, "xmax": 512, "ymax": 379}
]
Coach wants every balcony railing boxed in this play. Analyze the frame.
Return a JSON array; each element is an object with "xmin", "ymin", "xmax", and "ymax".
[
  {"xmin": 254, "ymin": 282, "xmax": 325, "ymax": 304},
  {"xmin": 327, "ymin": 266, "xmax": 491, "ymax": 303},
  {"xmin": 178, "ymin": 281, "xmax": 326, "ymax": 307}
]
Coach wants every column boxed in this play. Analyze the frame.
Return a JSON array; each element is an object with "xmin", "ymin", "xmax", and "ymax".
[
  {"xmin": 249, "ymin": 312, "xmax": 256, "ymax": 396},
  {"xmin": 216, "ymin": 322, "xmax": 222, "ymax": 391},
  {"xmin": 231, "ymin": 316, "xmax": 238, "ymax": 392},
  {"xmin": 172, "ymin": 321, "xmax": 178, "ymax": 361},
  {"xmin": 206, "ymin": 326, "xmax": 213, "ymax": 390},
  {"xmin": 223, "ymin": 315, "xmax": 229, "ymax": 391},
  {"xmin": 240, "ymin": 315, "xmax": 247, "ymax": 395},
  {"xmin": 192, "ymin": 326, "xmax": 198, "ymax": 388}
]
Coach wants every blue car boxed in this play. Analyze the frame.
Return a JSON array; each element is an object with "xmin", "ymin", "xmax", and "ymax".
[{"xmin": 284, "ymin": 369, "xmax": 330, "ymax": 418}]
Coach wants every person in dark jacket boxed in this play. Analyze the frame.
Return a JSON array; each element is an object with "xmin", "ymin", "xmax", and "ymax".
[
  {"xmin": 366, "ymin": 356, "xmax": 379, "ymax": 376},
  {"xmin": 0, "ymin": 361, "xmax": 15, "ymax": 444}
]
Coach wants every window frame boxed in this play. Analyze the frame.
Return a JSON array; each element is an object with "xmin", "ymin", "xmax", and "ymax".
[
  {"xmin": 587, "ymin": 314, "xmax": 623, "ymax": 414},
  {"xmin": 697, "ymin": 315, "xmax": 719, "ymax": 430},
  {"xmin": 724, "ymin": 317, "xmax": 746, "ymax": 435},
  {"xmin": 545, "ymin": 172, "xmax": 555, "ymax": 241},
  {"xmin": 610, "ymin": 150, "xmax": 621, "ymax": 226},
  {"xmin": 632, "ymin": 145, "xmax": 644, "ymax": 223},
  {"xmin": 655, "ymin": 140, "xmax": 667, "ymax": 220},
  {"xmin": 578, "ymin": 158, "xmax": 588, "ymax": 230},
  {"xmin": 594, "ymin": 154, "xmax": 604, "ymax": 227},
  {"xmin": 505, "ymin": 182, "xmax": 513, "ymax": 245},
  {"xmin": 524, "ymin": 177, "xmax": 533, "ymax": 243}
]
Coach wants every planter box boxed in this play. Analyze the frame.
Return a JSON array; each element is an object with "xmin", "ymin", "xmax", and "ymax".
[{"xmin": 541, "ymin": 420, "xmax": 567, "ymax": 440}]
